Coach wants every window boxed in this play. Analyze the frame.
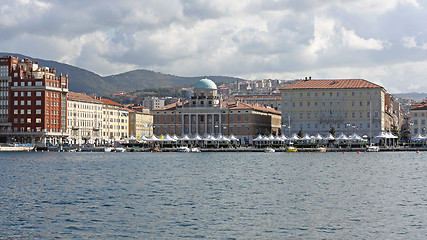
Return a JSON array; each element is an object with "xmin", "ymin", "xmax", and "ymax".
[
  {"xmin": 299, "ymin": 101, "xmax": 303, "ymax": 107},
  {"xmin": 20, "ymin": 100, "xmax": 24, "ymax": 105},
  {"xmin": 299, "ymin": 112, "xmax": 303, "ymax": 119},
  {"xmin": 36, "ymin": 92, "xmax": 41, "ymax": 97},
  {"xmin": 14, "ymin": 100, "xmax": 18, "ymax": 106},
  {"xmin": 27, "ymin": 100, "xmax": 31, "ymax": 105},
  {"xmin": 14, "ymin": 109, "xmax": 18, "ymax": 114},
  {"xmin": 307, "ymin": 112, "xmax": 311, "ymax": 119},
  {"xmin": 307, "ymin": 102, "xmax": 310, "ymax": 107},
  {"xmin": 20, "ymin": 109, "xmax": 24, "ymax": 114},
  {"xmin": 14, "ymin": 92, "xmax": 18, "ymax": 97},
  {"xmin": 27, "ymin": 92, "xmax": 31, "ymax": 97},
  {"xmin": 36, "ymin": 109, "xmax": 41, "ymax": 114},
  {"xmin": 36, "ymin": 100, "xmax": 41, "ymax": 105},
  {"xmin": 237, "ymin": 115, "xmax": 242, "ymax": 122},
  {"xmin": 27, "ymin": 109, "xmax": 31, "ymax": 114},
  {"xmin": 359, "ymin": 112, "xmax": 363, "ymax": 118},
  {"xmin": 27, "ymin": 118, "xmax": 31, "ymax": 123},
  {"xmin": 244, "ymin": 115, "xmax": 249, "ymax": 121}
]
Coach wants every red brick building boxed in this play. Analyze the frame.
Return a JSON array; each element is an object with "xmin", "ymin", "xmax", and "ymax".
[{"xmin": 0, "ymin": 56, "xmax": 68, "ymax": 145}]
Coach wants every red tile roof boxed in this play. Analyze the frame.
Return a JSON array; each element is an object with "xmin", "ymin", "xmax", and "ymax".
[
  {"xmin": 279, "ymin": 79, "xmax": 383, "ymax": 90},
  {"xmin": 100, "ymin": 98, "xmax": 123, "ymax": 107},
  {"xmin": 67, "ymin": 92, "xmax": 102, "ymax": 103}
]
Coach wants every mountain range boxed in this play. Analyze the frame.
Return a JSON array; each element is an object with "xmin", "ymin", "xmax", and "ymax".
[{"xmin": 0, "ymin": 52, "xmax": 244, "ymax": 96}]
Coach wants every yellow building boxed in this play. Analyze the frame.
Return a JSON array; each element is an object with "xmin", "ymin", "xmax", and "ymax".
[
  {"xmin": 279, "ymin": 79, "xmax": 398, "ymax": 140},
  {"xmin": 410, "ymin": 100, "xmax": 427, "ymax": 136},
  {"xmin": 100, "ymin": 99, "xmax": 129, "ymax": 143},
  {"xmin": 67, "ymin": 92, "xmax": 103, "ymax": 145},
  {"xmin": 127, "ymin": 105, "xmax": 153, "ymax": 138}
]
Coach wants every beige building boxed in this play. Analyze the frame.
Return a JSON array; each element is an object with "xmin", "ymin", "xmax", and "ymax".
[
  {"xmin": 153, "ymin": 78, "xmax": 281, "ymax": 144},
  {"xmin": 67, "ymin": 92, "xmax": 103, "ymax": 146},
  {"xmin": 101, "ymin": 99, "xmax": 129, "ymax": 143},
  {"xmin": 410, "ymin": 99, "xmax": 427, "ymax": 136},
  {"xmin": 279, "ymin": 79, "xmax": 399, "ymax": 140},
  {"xmin": 127, "ymin": 105, "xmax": 153, "ymax": 138}
]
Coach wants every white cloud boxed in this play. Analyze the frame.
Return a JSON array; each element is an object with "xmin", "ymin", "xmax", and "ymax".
[
  {"xmin": 0, "ymin": 0, "xmax": 427, "ymax": 92},
  {"xmin": 341, "ymin": 28, "xmax": 388, "ymax": 50}
]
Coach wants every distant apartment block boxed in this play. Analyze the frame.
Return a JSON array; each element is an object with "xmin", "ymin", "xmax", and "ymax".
[
  {"xmin": 143, "ymin": 96, "xmax": 164, "ymax": 110},
  {"xmin": 279, "ymin": 79, "xmax": 400, "ymax": 139},
  {"xmin": 234, "ymin": 94, "xmax": 281, "ymax": 111}
]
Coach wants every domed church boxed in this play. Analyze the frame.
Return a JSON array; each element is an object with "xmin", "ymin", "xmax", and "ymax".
[{"xmin": 152, "ymin": 78, "xmax": 281, "ymax": 144}]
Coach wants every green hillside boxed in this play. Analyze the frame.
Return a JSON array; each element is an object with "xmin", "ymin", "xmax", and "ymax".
[{"xmin": 0, "ymin": 52, "xmax": 243, "ymax": 95}]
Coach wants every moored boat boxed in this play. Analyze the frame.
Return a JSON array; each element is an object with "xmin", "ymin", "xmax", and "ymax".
[
  {"xmin": 0, "ymin": 143, "xmax": 34, "ymax": 152},
  {"xmin": 366, "ymin": 145, "xmax": 380, "ymax": 152},
  {"xmin": 264, "ymin": 147, "xmax": 275, "ymax": 153},
  {"xmin": 315, "ymin": 145, "xmax": 327, "ymax": 152},
  {"xmin": 286, "ymin": 146, "xmax": 297, "ymax": 152}
]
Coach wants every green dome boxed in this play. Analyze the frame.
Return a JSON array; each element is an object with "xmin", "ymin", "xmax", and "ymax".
[{"xmin": 194, "ymin": 78, "xmax": 217, "ymax": 90}]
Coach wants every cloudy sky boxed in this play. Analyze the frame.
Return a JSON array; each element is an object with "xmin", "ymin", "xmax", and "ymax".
[{"xmin": 1, "ymin": 0, "xmax": 426, "ymax": 93}]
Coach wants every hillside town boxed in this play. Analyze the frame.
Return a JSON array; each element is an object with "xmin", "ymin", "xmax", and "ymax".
[{"xmin": 0, "ymin": 55, "xmax": 426, "ymax": 150}]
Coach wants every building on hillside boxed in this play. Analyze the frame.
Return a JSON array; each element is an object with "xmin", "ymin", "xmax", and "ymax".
[
  {"xmin": 100, "ymin": 99, "xmax": 129, "ymax": 143},
  {"xmin": 234, "ymin": 94, "xmax": 281, "ymax": 111},
  {"xmin": 1, "ymin": 57, "xmax": 68, "ymax": 146},
  {"xmin": 67, "ymin": 92, "xmax": 103, "ymax": 146},
  {"xmin": 0, "ymin": 56, "xmax": 18, "ymax": 138},
  {"xmin": 126, "ymin": 104, "xmax": 153, "ymax": 137},
  {"xmin": 410, "ymin": 99, "xmax": 427, "ymax": 136},
  {"xmin": 152, "ymin": 78, "xmax": 281, "ymax": 144},
  {"xmin": 279, "ymin": 79, "xmax": 400, "ymax": 140},
  {"xmin": 143, "ymin": 96, "xmax": 164, "ymax": 110}
]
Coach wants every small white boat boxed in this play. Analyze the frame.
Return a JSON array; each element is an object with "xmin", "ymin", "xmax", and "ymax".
[
  {"xmin": 115, "ymin": 147, "xmax": 127, "ymax": 152},
  {"xmin": 190, "ymin": 147, "xmax": 201, "ymax": 152},
  {"xmin": 264, "ymin": 147, "xmax": 275, "ymax": 153},
  {"xmin": 0, "ymin": 144, "xmax": 34, "ymax": 152},
  {"xmin": 366, "ymin": 145, "xmax": 379, "ymax": 152},
  {"xmin": 177, "ymin": 146, "xmax": 190, "ymax": 152},
  {"xmin": 104, "ymin": 147, "xmax": 114, "ymax": 152},
  {"xmin": 315, "ymin": 145, "xmax": 327, "ymax": 152}
]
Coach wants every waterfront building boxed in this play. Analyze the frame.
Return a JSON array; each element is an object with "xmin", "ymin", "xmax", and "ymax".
[
  {"xmin": 279, "ymin": 79, "xmax": 399, "ymax": 139},
  {"xmin": 410, "ymin": 99, "xmax": 427, "ymax": 136},
  {"xmin": 0, "ymin": 56, "xmax": 18, "ymax": 138},
  {"xmin": 152, "ymin": 78, "xmax": 281, "ymax": 144},
  {"xmin": 67, "ymin": 92, "xmax": 103, "ymax": 146},
  {"xmin": 2, "ymin": 57, "xmax": 68, "ymax": 146},
  {"xmin": 100, "ymin": 98, "xmax": 129, "ymax": 143},
  {"xmin": 126, "ymin": 104, "xmax": 153, "ymax": 138},
  {"xmin": 143, "ymin": 96, "xmax": 164, "ymax": 110}
]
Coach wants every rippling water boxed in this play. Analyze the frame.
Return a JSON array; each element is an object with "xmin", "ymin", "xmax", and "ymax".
[{"xmin": 0, "ymin": 151, "xmax": 426, "ymax": 239}]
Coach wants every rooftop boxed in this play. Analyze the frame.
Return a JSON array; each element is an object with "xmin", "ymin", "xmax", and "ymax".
[
  {"xmin": 194, "ymin": 78, "xmax": 217, "ymax": 90},
  {"xmin": 67, "ymin": 92, "xmax": 102, "ymax": 103},
  {"xmin": 279, "ymin": 79, "xmax": 383, "ymax": 90}
]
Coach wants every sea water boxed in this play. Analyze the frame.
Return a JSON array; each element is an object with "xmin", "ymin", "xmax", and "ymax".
[{"xmin": 0, "ymin": 151, "xmax": 426, "ymax": 239}]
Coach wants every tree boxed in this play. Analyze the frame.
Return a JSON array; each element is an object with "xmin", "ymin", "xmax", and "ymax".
[
  {"xmin": 329, "ymin": 126, "xmax": 336, "ymax": 137},
  {"xmin": 297, "ymin": 129, "xmax": 303, "ymax": 138}
]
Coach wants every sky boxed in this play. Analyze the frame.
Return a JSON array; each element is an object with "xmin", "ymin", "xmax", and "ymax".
[{"xmin": 1, "ymin": 0, "xmax": 426, "ymax": 93}]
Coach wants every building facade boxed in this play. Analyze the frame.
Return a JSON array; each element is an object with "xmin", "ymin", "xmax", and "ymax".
[
  {"xmin": 67, "ymin": 92, "xmax": 103, "ymax": 146},
  {"xmin": 127, "ymin": 105, "xmax": 153, "ymax": 137},
  {"xmin": 143, "ymin": 96, "xmax": 164, "ymax": 110},
  {"xmin": 153, "ymin": 78, "xmax": 281, "ymax": 144},
  {"xmin": 279, "ymin": 79, "xmax": 399, "ymax": 139},
  {"xmin": 410, "ymin": 99, "xmax": 427, "ymax": 136},
  {"xmin": 234, "ymin": 94, "xmax": 281, "ymax": 111},
  {"xmin": 101, "ymin": 99, "xmax": 129, "ymax": 143},
  {"xmin": 0, "ymin": 56, "xmax": 17, "ymax": 139},
  {"xmin": 2, "ymin": 57, "xmax": 68, "ymax": 146}
]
